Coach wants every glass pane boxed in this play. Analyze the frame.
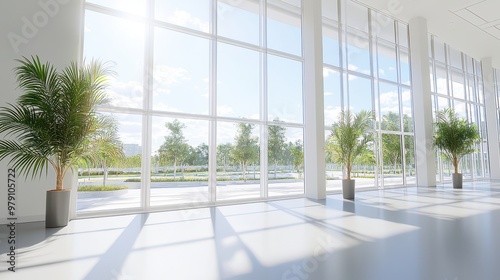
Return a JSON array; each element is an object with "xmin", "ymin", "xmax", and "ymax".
[
  {"xmin": 267, "ymin": 1, "xmax": 302, "ymax": 56},
  {"xmin": 376, "ymin": 41, "xmax": 398, "ymax": 82},
  {"xmin": 348, "ymin": 75, "xmax": 372, "ymax": 113},
  {"xmin": 217, "ymin": 0, "xmax": 260, "ymax": 45},
  {"xmin": 449, "ymin": 48, "xmax": 463, "ymax": 69},
  {"xmin": 382, "ymin": 134, "xmax": 403, "ymax": 186},
  {"xmin": 480, "ymin": 106, "xmax": 486, "ymax": 140},
  {"xmin": 454, "ymin": 100, "xmax": 466, "ymax": 119},
  {"xmin": 451, "ymin": 67, "xmax": 465, "ymax": 100},
  {"xmin": 151, "ymin": 117, "xmax": 209, "ymax": 207},
  {"xmin": 345, "ymin": 1, "xmax": 368, "ymax": 32},
  {"xmin": 322, "ymin": 0, "xmax": 338, "ymax": 22},
  {"xmin": 268, "ymin": 126, "xmax": 304, "ymax": 197},
  {"xmin": 372, "ymin": 12, "xmax": 395, "ymax": 44},
  {"xmin": 217, "ymin": 122, "xmax": 260, "ymax": 201},
  {"xmin": 354, "ymin": 142, "xmax": 376, "ymax": 190},
  {"xmin": 346, "ymin": 28, "xmax": 371, "ymax": 75},
  {"xmin": 402, "ymin": 88, "xmax": 413, "ymax": 132},
  {"xmin": 323, "ymin": 22, "xmax": 341, "ymax": 66},
  {"xmin": 435, "ymin": 63, "xmax": 449, "ymax": 95},
  {"xmin": 217, "ymin": 43, "xmax": 260, "ymax": 119},
  {"xmin": 462, "ymin": 154, "xmax": 472, "ymax": 179},
  {"xmin": 477, "ymin": 80, "xmax": 484, "ymax": 104},
  {"xmin": 404, "ymin": 136, "xmax": 416, "ymax": 185},
  {"xmin": 437, "ymin": 97, "xmax": 449, "ymax": 111},
  {"xmin": 325, "ymin": 129, "xmax": 341, "ymax": 191},
  {"xmin": 467, "ymin": 74, "xmax": 476, "ymax": 103},
  {"xmin": 467, "ymin": 56, "xmax": 476, "ymax": 74},
  {"xmin": 77, "ymin": 113, "xmax": 142, "ymax": 212},
  {"xmin": 473, "ymin": 150, "xmax": 484, "ymax": 178},
  {"xmin": 268, "ymin": 55, "xmax": 303, "ymax": 123},
  {"xmin": 400, "ymin": 47, "xmax": 411, "ymax": 85},
  {"xmin": 153, "ymin": 28, "xmax": 209, "ymax": 114},
  {"xmin": 398, "ymin": 22, "xmax": 409, "ymax": 48},
  {"xmin": 433, "ymin": 37, "xmax": 446, "ymax": 63},
  {"xmin": 87, "ymin": 0, "xmax": 147, "ymax": 16},
  {"xmin": 468, "ymin": 103, "xmax": 477, "ymax": 123},
  {"xmin": 155, "ymin": 0, "xmax": 210, "ymax": 32},
  {"xmin": 379, "ymin": 83, "xmax": 400, "ymax": 131},
  {"xmin": 324, "ymin": 68, "xmax": 342, "ymax": 127},
  {"xmin": 84, "ymin": 11, "xmax": 145, "ymax": 108},
  {"xmin": 475, "ymin": 60, "xmax": 483, "ymax": 77}
]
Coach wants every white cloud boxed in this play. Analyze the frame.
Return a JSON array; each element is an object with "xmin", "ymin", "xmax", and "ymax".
[
  {"xmin": 324, "ymin": 91, "xmax": 333, "ymax": 96},
  {"xmin": 217, "ymin": 105, "xmax": 234, "ymax": 116},
  {"xmin": 153, "ymin": 65, "xmax": 189, "ymax": 89},
  {"xmin": 106, "ymin": 79, "xmax": 143, "ymax": 108},
  {"xmin": 436, "ymin": 78, "xmax": 448, "ymax": 94},
  {"xmin": 401, "ymin": 90, "xmax": 412, "ymax": 115},
  {"xmin": 323, "ymin": 68, "xmax": 338, "ymax": 78},
  {"xmin": 249, "ymin": 113, "xmax": 260, "ymax": 120},
  {"xmin": 348, "ymin": 64, "xmax": 358, "ymax": 71},
  {"xmin": 379, "ymin": 90, "xmax": 399, "ymax": 114},
  {"xmin": 168, "ymin": 10, "xmax": 209, "ymax": 33},
  {"xmin": 324, "ymin": 106, "xmax": 342, "ymax": 126}
]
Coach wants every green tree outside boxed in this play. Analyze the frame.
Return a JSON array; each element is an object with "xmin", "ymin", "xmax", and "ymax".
[
  {"xmin": 158, "ymin": 119, "xmax": 190, "ymax": 179},
  {"xmin": 232, "ymin": 123, "xmax": 259, "ymax": 182},
  {"xmin": 268, "ymin": 120, "xmax": 286, "ymax": 178}
]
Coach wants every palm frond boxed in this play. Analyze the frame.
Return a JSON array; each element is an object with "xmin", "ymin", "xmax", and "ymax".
[
  {"xmin": 327, "ymin": 109, "xmax": 374, "ymax": 180},
  {"xmin": 0, "ymin": 56, "xmax": 113, "ymax": 190},
  {"xmin": 433, "ymin": 108, "xmax": 480, "ymax": 173}
]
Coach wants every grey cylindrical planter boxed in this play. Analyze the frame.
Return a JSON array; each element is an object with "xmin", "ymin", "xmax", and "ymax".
[
  {"xmin": 46, "ymin": 189, "xmax": 71, "ymax": 228},
  {"xmin": 452, "ymin": 173, "xmax": 463, "ymax": 189},
  {"xmin": 342, "ymin": 179, "xmax": 355, "ymax": 200}
]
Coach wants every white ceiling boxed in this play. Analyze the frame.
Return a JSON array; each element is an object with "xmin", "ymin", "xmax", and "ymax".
[{"xmin": 354, "ymin": 0, "xmax": 500, "ymax": 68}]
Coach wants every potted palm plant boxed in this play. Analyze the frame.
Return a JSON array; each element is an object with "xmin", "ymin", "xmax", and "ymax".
[
  {"xmin": 0, "ymin": 56, "xmax": 111, "ymax": 227},
  {"xmin": 433, "ymin": 108, "xmax": 480, "ymax": 189},
  {"xmin": 327, "ymin": 109, "xmax": 374, "ymax": 199}
]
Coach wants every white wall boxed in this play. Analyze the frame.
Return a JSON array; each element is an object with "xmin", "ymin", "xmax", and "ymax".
[{"xmin": 0, "ymin": 0, "xmax": 83, "ymax": 224}]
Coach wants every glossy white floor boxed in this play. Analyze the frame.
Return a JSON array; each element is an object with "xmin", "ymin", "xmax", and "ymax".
[{"xmin": 2, "ymin": 181, "xmax": 500, "ymax": 280}]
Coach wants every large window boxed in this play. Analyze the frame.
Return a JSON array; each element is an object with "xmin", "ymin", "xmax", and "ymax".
[
  {"xmin": 79, "ymin": 0, "xmax": 304, "ymax": 213},
  {"xmin": 322, "ymin": 0, "xmax": 415, "ymax": 192},
  {"xmin": 81, "ymin": 0, "xmax": 492, "ymax": 215},
  {"xmin": 429, "ymin": 35, "xmax": 488, "ymax": 182}
]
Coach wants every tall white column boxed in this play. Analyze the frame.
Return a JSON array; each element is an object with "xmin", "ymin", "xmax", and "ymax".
[
  {"xmin": 409, "ymin": 17, "xmax": 436, "ymax": 187},
  {"xmin": 303, "ymin": 0, "xmax": 326, "ymax": 199},
  {"xmin": 482, "ymin": 57, "xmax": 500, "ymax": 179}
]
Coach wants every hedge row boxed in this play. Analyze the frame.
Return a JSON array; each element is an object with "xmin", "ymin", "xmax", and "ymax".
[
  {"xmin": 78, "ymin": 186, "xmax": 128, "ymax": 192},
  {"xmin": 125, "ymin": 177, "xmax": 296, "ymax": 183}
]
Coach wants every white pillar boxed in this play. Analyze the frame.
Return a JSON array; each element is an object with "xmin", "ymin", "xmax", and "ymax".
[
  {"xmin": 409, "ymin": 17, "xmax": 436, "ymax": 187},
  {"xmin": 303, "ymin": 0, "xmax": 326, "ymax": 199},
  {"xmin": 482, "ymin": 57, "xmax": 500, "ymax": 179}
]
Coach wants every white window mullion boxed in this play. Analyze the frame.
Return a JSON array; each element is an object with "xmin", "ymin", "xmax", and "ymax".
[
  {"xmin": 141, "ymin": 0, "xmax": 155, "ymax": 210},
  {"xmin": 209, "ymin": 0, "xmax": 218, "ymax": 203}
]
